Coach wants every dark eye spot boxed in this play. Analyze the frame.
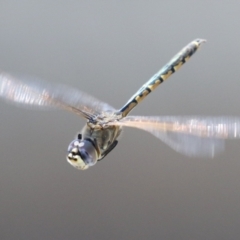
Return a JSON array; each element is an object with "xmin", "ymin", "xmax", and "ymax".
[{"xmin": 80, "ymin": 150, "xmax": 90, "ymax": 162}]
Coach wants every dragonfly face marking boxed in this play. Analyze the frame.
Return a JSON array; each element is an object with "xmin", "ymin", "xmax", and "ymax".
[{"xmin": 4, "ymin": 39, "xmax": 239, "ymax": 170}]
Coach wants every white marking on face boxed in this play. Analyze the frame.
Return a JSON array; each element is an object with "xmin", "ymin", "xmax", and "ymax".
[
  {"xmin": 74, "ymin": 141, "xmax": 81, "ymax": 147},
  {"xmin": 71, "ymin": 147, "xmax": 78, "ymax": 154}
]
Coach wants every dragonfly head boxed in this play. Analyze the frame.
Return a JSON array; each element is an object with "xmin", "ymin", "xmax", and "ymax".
[{"xmin": 67, "ymin": 138, "xmax": 98, "ymax": 170}]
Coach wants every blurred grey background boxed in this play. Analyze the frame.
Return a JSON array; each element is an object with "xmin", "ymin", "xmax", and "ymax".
[{"xmin": 0, "ymin": 1, "xmax": 240, "ymax": 239}]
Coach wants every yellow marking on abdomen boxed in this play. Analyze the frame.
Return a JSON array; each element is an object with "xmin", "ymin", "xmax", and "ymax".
[
  {"xmin": 160, "ymin": 70, "xmax": 173, "ymax": 81},
  {"xmin": 184, "ymin": 56, "xmax": 190, "ymax": 62},
  {"xmin": 148, "ymin": 79, "xmax": 161, "ymax": 91},
  {"xmin": 135, "ymin": 89, "xmax": 150, "ymax": 103},
  {"xmin": 173, "ymin": 61, "xmax": 183, "ymax": 71}
]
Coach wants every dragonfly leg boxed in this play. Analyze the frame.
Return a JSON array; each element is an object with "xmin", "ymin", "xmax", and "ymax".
[{"xmin": 98, "ymin": 140, "xmax": 118, "ymax": 161}]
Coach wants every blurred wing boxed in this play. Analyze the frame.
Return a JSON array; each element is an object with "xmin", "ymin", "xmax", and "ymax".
[
  {"xmin": 111, "ymin": 116, "xmax": 240, "ymax": 157},
  {"xmin": 0, "ymin": 72, "xmax": 115, "ymax": 119}
]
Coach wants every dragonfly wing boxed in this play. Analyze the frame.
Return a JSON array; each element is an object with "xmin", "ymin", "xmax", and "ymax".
[
  {"xmin": 0, "ymin": 72, "xmax": 115, "ymax": 119},
  {"xmin": 149, "ymin": 131, "xmax": 225, "ymax": 157},
  {"xmin": 111, "ymin": 116, "xmax": 240, "ymax": 157}
]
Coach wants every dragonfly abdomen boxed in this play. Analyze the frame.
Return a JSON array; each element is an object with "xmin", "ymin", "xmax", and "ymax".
[{"xmin": 118, "ymin": 39, "xmax": 206, "ymax": 118}]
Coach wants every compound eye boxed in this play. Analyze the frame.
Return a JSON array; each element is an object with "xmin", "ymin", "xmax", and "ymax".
[
  {"xmin": 79, "ymin": 149, "xmax": 96, "ymax": 167},
  {"xmin": 67, "ymin": 139, "xmax": 98, "ymax": 170}
]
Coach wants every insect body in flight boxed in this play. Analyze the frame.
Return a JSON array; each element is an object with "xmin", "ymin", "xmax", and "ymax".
[{"xmin": 1, "ymin": 39, "xmax": 240, "ymax": 170}]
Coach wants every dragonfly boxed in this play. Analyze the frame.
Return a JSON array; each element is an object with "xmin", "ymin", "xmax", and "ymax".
[{"xmin": 0, "ymin": 39, "xmax": 240, "ymax": 170}]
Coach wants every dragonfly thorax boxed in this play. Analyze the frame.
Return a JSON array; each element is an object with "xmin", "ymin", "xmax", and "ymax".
[{"xmin": 67, "ymin": 137, "xmax": 99, "ymax": 170}]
